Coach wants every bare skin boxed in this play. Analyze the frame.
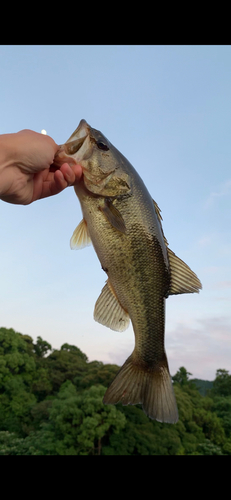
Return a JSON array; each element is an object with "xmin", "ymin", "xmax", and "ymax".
[{"xmin": 0, "ymin": 129, "xmax": 82, "ymax": 205}]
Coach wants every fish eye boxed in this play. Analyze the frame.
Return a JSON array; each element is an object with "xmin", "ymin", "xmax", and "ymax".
[{"xmin": 97, "ymin": 141, "xmax": 109, "ymax": 151}]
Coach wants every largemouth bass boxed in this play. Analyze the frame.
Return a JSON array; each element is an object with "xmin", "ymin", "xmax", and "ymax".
[{"xmin": 54, "ymin": 119, "xmax": 202, "ymax": 423}]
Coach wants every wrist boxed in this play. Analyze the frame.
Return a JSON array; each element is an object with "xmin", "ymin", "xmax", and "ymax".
[
  {"xmin": 0, "ymin": 134, "xmax": 18, "ymax": 199},
  {"xmin": 0, "ymin": 133, "xmax": 18, "ymax": 169}
]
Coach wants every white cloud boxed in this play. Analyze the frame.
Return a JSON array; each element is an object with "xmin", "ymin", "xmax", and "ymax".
[
  {"xmin": 213, "ymin": 280, "xmax": 231, "ymax": 290},
  {"xmin": 204, "ymin": 178, "xmax": 231, "ymax": 208},
  {"xmin": 166, "ymin": 316, "xmax": 231, "ymax": 380},
  {"xmin": 198, "ymin": 235, "xmax": 212, "ymax": 247},
  {"xmin": 98, "ymin": 315, "xmax": 231, "ymax": 381}
]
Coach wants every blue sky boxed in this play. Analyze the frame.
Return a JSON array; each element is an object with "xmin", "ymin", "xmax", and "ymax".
[{"xmin": 0, "ymin": 45, "xmax": 230, "ymax": 380}]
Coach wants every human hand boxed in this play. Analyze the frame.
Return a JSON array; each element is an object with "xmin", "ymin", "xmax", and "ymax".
[{"xmin": 0, "ymin": 129, "xmax": 82, "ymax": 205}]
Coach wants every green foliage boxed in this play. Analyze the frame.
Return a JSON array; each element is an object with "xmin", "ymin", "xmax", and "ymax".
[
  {"xmin": 105, "ymin": 408, "xmax": 182, "ymax": 455},
  {"xmin": 74, "ymin": 361, "xmax": 119, "ymax": 390},
  {"xmin": 44, "ymin": 345, "xmax": 88, "ymax": 393},
  {"xmin": 211, "ymin": 396, "xmax": 231, "ymax": 438},
  {"xmin": 172, "ymin": 366, "xmax": 192, "ymax": 386},
  {"xmin": 209, "ymin": 369, "xmax": 231, "ymax": 397},
  {"xmin": 0, "ymin": 381, "xmax": 126, "ymax": 455},
  {"xmin": 33, "ymin": 336, "xmax": 52, "ymax": 358},
  {"xmin": 190, "ymin": 379, "xmax": 213, "ymax": 396},
  {"xmin": 60, "ymin": 343, "xmax": 88, "ymax": 361},
  {"xmin": 0, "ymin": 327, "xmax": 230, "ymax": 455},
  {"xmin": 193, "ymin": 439, "xmax": 223, "ymax": 455},
  {"xmin": 0, "ymin": 328, "xmax": 37, "ymax": 434}
]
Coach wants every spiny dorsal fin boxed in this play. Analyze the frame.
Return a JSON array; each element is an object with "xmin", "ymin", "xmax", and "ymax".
[
  {"xmin": 153, "ymin": 199, "xmax": 169, "ymax": 246},
  {"xmin": 70, "ymin": 219, "xmax": 92, "ymax": 250},
  {"xmin": 167, "ymin": 248, "xmax": 202, "ymax": 295},
  {"xmin": 153, "ymin": 199, "xmax": 163, "ymax": 221},
  {"xmin": 94, "ymin": 279, "xmax": 130, "ymax": 331}
]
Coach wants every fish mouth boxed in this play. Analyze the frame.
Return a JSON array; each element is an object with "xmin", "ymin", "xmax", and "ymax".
[
  {"xmin": 64, "ymin": 135, "xmax": 86, "ymax": 155},
  {"xmin": 53, "ymin": 119, "xmax": 90, "ymax": 167},
  {"xmin": 65, "ymin": 119, "xmax": 89, "ymax": 155}
]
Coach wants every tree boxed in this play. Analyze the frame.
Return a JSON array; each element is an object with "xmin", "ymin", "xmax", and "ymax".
[
  {"xmin": 0, "ymin": 327, "xmax": 37, "ymax": 435},
  {"xmin": 190, "ymin": 378, "xmax": 213, "ymax": 396},
  {"xmin": 45, "ymin": 347, "xmax": 88, "ymax": 393},
  {"xmin": 1, "ymin": 326, "xmax": 231, "ymax": 455},
  {"xmin": 194, "ymin": 439, "xmax": 223, "ymax": 455},
  {"xmin": 74, "ymin": 362, "xmax": 119, "ymax": 391},
  {"xmin": 211, "ymin": 397, "xmax": 231, "ymax": 438},
  {"xmin": 60, "ymin": 343, "xmax": 88, "ymax": 361},
  {"xmin": 0, "ymin": 376, "xmax": 36, "ymax": 435},
  {"xmin": 210, "ymin": 369, "xmax": 231, "ymax": 397},
  {"xmin": 172, "ymin": 367, "xmax": 192, "ymax": 386},
  {"xmin": 193, "ymin": 408, "xmax": 225, "ymax": 446},
  {"xmin": 13, "ymin": 382, "xmax": 126, "ymax": 455},
  {"xmin": 75, "ymin": 384, "xmax": 126, "ymax": 455},
  {"xmin": 33, "ymin": 337, "xmax": 52, "ymax": 358},
  {"xmin": 0, "ymin": 327, "xmax": 36, "ymax": 387}
]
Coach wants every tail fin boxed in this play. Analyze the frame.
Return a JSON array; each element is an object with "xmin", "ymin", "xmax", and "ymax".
[{"xmin": 103, "ymin": 354, "xmax": 178, "ymax": 423}]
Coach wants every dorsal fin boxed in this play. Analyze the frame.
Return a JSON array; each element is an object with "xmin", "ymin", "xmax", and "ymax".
[
  {"xmin": 152, "ymin": 199, "xmax": 202, "ymax": 294},
  {"xmin": 153, "ymin": 199, "xmax": 169, "ymax": 246},
  {"xmin": 167, "ymin": 248, "xmax": 202, "ymax": 295}
]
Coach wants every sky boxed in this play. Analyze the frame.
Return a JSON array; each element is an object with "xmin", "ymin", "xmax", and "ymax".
[{"xmin": 0, "ymin": 45, "xmax": 230, "ymax": 381}]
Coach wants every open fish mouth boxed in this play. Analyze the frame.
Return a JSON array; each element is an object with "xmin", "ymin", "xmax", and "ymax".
[
  {"xmin": 65, "ymin": 119, "xmax": 89, "ymax": 154},
  {"xmin": 64, "ymin": 135, "xmax": 86, "ymax": 155},
  {"xmin": 53, "ymin": 119, "xmax": 90, "ymax": 167}
]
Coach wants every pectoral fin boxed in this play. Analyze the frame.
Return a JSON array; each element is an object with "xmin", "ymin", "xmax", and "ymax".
[
  {"xmin": 94, "ymin": 280, "xmax": 130, "ymax": 331},
  {"xmin": 70, "ymin": 219, "xmax": 92, "ymax": 249},
  {"xmin": 100, "ymin": 200, "xmax": 127, "ymax": 234},
  {"xmin": 167, "ymin": 248, "xmax": 202, "ymax": 295}
]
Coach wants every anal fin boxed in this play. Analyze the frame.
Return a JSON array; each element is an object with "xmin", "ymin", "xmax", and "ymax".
[{"xmin": 94, "ymin": 280, "xmax": 130, "ymax": 331}]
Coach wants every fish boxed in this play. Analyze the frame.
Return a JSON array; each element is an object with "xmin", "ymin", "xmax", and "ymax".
[{"xmin": 54, "ymin": 119, "xmax": 202, "ymax": 423}]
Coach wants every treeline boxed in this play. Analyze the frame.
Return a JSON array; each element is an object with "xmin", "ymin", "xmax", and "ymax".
[{"xmin": 0, "ymin": 326, "xmax": 231, "ymax": 455}]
